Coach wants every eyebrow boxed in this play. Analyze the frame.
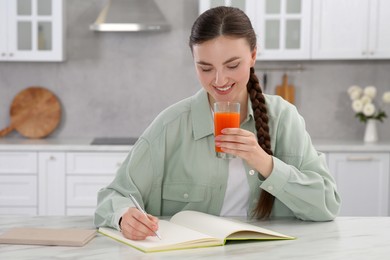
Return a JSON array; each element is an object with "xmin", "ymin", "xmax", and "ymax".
[{"xmin": 196, "ymin": 56, "xmax": 241, "ymax": 66}]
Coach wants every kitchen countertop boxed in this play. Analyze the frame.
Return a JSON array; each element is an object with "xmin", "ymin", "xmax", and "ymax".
[
  {"xmin": 1, "ymin": 215, "xmax": 389, "ymax": 260},
  {"xmin": 0, "ymin": 138, "xmax": 133, "ymax": 152},
  {"xmin": 1, "ymin": 138, "xmax": 390, "ymax": 152}
]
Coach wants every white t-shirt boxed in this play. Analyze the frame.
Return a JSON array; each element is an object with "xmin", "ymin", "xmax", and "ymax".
[{"xmin": 220, "ymin": 157, "xmax": 250, "ymax": 217}]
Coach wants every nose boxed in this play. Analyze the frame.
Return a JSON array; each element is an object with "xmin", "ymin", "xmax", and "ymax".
[{"xmin": 214, "ymin": 69, "xmax": 228, "ymax": 86}]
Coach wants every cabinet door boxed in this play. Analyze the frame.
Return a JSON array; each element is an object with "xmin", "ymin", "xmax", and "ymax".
[
  {"xmin": 38, "ymin": 152, "xmax": 65, "ymax": 215},
  {"xmin": 0, "ymin": 175, "xmax": 37, "ymax": 206},
  {"xmin": 5, "ymin": 0, "xmax": 64, "ymax": 61},
  {"xmin": 66, "ymin": 176, "xmax": 114, "ymax": 208},
  {"xmin": 312, "ymin": 0, "xmax": 370, "ymax": 59},
  {"xmin": 329, "ymin": 153, "xmax": 390, "ymax": 216},
  {"xmin": 66, "ymin": 152, "xmax": 127, "ymax": 175},
  {"xmin": 368, "ymin": 0, "xmax": 390, "ymax": 59},
  {"xmin": 0, "ymin": 152, "xmax": 37, "ymax": 174},
  {"xmin": 256, "ymin": 0, "xmax": 311, "ymax": 60}
]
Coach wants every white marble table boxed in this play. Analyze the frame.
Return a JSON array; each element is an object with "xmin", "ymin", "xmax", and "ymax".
[{"xmin": 0, "ymin": 216, "xmax": 389, "ymax": 260}]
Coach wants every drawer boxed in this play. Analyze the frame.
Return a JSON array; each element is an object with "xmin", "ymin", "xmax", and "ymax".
[
  {"xmin": 66, "ymin": 152, "xmax": 127, "ymax": 174},
  {"xmin": 0, "ymin": 152, "xmax": 37, "ymax": 174},
  {"xmin": 66, "ymin": 176, "xmax": 114, "ymax": 206},
  {"xmin": 0, "ymin": 176, "xmax": 37, "ymax": 206}
]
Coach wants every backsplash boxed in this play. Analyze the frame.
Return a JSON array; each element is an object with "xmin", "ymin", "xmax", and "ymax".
[{"xmin": 0, "ymin": 0, "xmax": 389, "ymax": 141}]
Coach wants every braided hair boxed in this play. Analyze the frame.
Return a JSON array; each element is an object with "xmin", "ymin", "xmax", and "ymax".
[{"xmin": 189, "ymin": 6, "xmax": 275, "ymax": 219}]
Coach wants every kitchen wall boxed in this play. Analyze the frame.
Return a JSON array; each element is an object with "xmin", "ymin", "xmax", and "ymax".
[{"xmin": 1, "ymin": 0, "xmax": 390, "ymax": 141}]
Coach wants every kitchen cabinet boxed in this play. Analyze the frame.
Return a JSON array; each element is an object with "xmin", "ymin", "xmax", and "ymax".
[
  {"xmin": 199, "ymin": 0, "xmax": 311, "ymax": 60},
  {"xmin": 0, "ymin": 0, "xmax": 65, "ymax": 61},
  {"xmin": 255, "ymin": 0, "xmax": 311, "ymax": 60},
  {"xmin": 312, "ymin": 0, "xmax": 390, "ymax": 59},
  {"xmin": 0, "ymin": 152, "xmax": 38, "ymax": 215},
  {"xmin": 38, "ymin": 152, "xmax": 65, "ymax": 215},
  {"xmin": 0, "ymin": 150, "xmax": 127, "ymax": 216},
  {"xmin": 65, "ymin": 152, "xmax": 127, "ymax": 216},
  {"xmin": 328, "ymin": 152, "xmax": 390, "ymax": 216}
]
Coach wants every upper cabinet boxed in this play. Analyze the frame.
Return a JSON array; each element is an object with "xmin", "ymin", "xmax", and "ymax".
[
  {"xmin": 199, "ymin": 0, "xmax": 311, "ymax": 60},
  {"xmin": 0, "ymin": 0, "xmax": 65, "ymax": 62},
  {"xmin": 199, "ymin": 0, "xmax": 390, "ymax": 60},
  {"xmin": 312, "ymin": 0, "xmax": 390, "ymax": 60},
  {"xmin": 256, "ymin": 0, "xmax": 311, "ymax": 60}
]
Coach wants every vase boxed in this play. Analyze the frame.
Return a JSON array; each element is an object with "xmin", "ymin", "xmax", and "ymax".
[{"xmin": 364, "ymin": 119, "xmax": 378, "ymax": 143}]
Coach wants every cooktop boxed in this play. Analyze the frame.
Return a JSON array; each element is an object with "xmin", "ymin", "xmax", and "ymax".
[{"xmin": 91, "ymin": 137, "xmax": 138, "ymax": 145}]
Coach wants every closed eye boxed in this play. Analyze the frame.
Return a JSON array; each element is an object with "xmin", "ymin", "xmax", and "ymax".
[
  {"xmin": 199, "ymin": 66, "xmax": 213, "ymax": 72},
  {"xmin": 227, "ymin": 63, "xmax": 240, "ymax": 69}
]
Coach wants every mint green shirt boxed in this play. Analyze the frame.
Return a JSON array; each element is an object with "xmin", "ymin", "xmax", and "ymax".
[{"xmin": 94, "ymin": 89, "xmax": 340, "ymax": 229}]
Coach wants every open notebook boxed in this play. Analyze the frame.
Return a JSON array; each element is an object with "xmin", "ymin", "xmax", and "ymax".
[
  {"xmin": 99, "ymin": 210, "xmax": 295, "ymax": 253},
  {"xmin": 0, "ymin": 227, "xmax": 97, "ymax": 247}
]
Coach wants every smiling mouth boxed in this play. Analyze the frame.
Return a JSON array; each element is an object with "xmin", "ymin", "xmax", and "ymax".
[{"xmin": 214, "ymin": 83, "xmax": 234, "ymax": 92}]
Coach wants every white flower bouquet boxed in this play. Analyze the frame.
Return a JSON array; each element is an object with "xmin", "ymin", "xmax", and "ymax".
[{"xmin": 347, "ymin": 85, "xmax": 390, "ymax": 123}]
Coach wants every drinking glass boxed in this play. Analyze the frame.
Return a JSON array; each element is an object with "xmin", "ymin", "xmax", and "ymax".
[{"xmin": 214, "ymin": 102, "xmax": 240, "ymax": 159}]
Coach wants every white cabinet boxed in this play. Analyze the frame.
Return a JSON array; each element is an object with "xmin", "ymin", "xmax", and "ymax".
[
  {"xmin": 0, "ymin": 150, "xmax": 128, "ymax": 216},
  {"xmin": 256, "ymin": 0, "xmax": 311, "ymax": 60},
  {"xmin": 38, "ymin": 152, "xmax": 65, "ymax": 215},
  {"xmin": 0, "ymin": 0, "xmax": 65, "ymax": 61},
  {"xmin": 312, "ymin": 0, "xmax": 390, "ymax": 59},
  {"xmin": 199, "ymin": 0, "xmax": 311, "ymax": 60},
  {"xmin": 0, "ymin": 152, "xmax": 38, "ymax": 215},
  {"xmin": 328, "ymin": 152, "xmax": 390, "ymax": 216},
  {"xmin": 65, "ymin": 152, "xmax": 127, "ymax": 216}
]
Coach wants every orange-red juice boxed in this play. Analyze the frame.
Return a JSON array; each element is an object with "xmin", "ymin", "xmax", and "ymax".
[{"xmin": 214, "ymin": 112, "xmax": 240, "ymax": 153}]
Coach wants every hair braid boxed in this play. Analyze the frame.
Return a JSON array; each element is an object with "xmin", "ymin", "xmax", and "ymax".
[{"xmin": 247, "ymin": 67, "xmax": 275, "ymax": 219}]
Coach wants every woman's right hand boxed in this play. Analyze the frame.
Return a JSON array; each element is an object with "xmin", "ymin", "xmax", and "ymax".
[{"xmin": 119, "ymin": 207, "xmax": 160, "ymax": 240}]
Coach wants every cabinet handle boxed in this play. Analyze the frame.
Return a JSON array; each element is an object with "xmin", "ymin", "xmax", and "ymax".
[
  {"xmin": 49, "ymin": 156, "xmax": 56, "ymax": 161},
  {"xmin": 362, "ymin": 51, "xmax": 367, "ymax": 55},
  {"xmin": 369, "ymin": 51, "xmax": 374, "ymax": 55},
  {"xmin": 9, "ymin": 53, "xmax": 14, "ymax": 57},
  {"xmin": 346, "ymin": 156, "xmax": 374, "ymax": 161},
  {"xmin": 1, "ymin": 53, "xmax": 5, "ymax": 57},
  {"xmin": 116, "ymin": 162, "xmax": 122, "ymax": 167}
]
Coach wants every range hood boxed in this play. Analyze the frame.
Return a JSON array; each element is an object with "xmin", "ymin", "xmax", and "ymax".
[{"xmin": 90, "ymin": 0, "xmax": 170, "ymax": 32}]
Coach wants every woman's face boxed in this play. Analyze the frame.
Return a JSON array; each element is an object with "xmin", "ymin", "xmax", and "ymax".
[{"xmin": 192, "ymin": 36, "xmax": 256, "ymax": 106}]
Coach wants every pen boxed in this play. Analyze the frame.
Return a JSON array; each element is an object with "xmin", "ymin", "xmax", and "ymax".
[{"xmin": 129, "ymin": 194, "xmax": 162, "ymax": 240}]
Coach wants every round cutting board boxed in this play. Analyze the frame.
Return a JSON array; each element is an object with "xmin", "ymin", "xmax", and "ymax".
[{"xmin": 0, "ymin": 87, "xmax": 61, "ymax": 138}]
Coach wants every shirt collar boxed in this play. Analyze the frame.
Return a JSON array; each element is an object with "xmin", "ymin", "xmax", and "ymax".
[
  {"xmin": 191, "ymin": 89, "xmax": 255, "ymax": 140},
  {"xmin": 191, "ymin": 89, "xmax": 213, "ymax": 140}
]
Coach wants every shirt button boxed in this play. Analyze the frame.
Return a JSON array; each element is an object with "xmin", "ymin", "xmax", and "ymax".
[
  {"xmin": 268, "ymin": 185, "xmax": 274, "ymax": 191},
  {"xmin": 183, "ymin": 193, "xmax": 189, "ymax": 199},
  {"xmin": 249, "ymin": 170, "xmax": 255, "ymax": 176}
]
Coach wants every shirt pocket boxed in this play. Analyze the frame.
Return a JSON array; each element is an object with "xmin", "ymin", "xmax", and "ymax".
[
  {"xmin": 163, "ymin": 183, "xmax": 206, "ymax": 202},
  {"xmin": 161, "ymin": 183, "xmax": 206, "ymax": 215}
]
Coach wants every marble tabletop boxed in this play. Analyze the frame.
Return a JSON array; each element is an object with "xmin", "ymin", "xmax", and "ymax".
[{"xmin": 0, "ymin": 215, "xmax": 389, "ymax": 260}]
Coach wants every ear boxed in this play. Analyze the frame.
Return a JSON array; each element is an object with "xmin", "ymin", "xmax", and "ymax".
[{"xmin": 250, "ymin": 47, "xmax": 257, "ymax": 67}]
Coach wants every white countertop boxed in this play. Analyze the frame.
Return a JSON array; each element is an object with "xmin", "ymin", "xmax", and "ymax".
[
  {"xmin": 1, "ymin": 215, "xmax": 389, "ymax": 260},
  {"xmin": 0, "ymin": 138, "xmax": 132, "ymax": 152},
  {"xmin": 1, "ymin": 138, "xmax": 390, "ymax": 152}
]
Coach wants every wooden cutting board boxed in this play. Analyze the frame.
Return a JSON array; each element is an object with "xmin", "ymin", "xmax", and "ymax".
[
  {"xmin": 275, "ymin": 74, "xmax": 295, "ymax": 104},
  {"xmin": 0, "ymin": 87, "xmax": 61, "ymax": 138}
]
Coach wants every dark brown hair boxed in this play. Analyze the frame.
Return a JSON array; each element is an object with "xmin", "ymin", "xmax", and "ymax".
[{"xmin": 189, "ymin": 6, "xmax": 275, "ymax": 219}]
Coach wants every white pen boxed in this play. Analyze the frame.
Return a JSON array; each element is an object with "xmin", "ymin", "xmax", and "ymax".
[{"xmin": 129, "ymin": 194, "xmax": 162, "ymax": 240}]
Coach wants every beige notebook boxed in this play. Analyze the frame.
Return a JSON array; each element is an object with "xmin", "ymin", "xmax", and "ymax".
[{"xmin": 0, "ymin": 227, "xmax": 97, "ymax": 247}]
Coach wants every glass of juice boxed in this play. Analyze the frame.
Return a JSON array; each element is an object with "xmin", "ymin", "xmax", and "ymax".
[{"xmin": 213, "ymin": 101, "xmax": 240, "ymax": 159}]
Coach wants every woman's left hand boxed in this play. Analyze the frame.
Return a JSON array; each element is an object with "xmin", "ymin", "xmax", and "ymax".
[{"xmin": 215, "ymin": 128, "xmax": 273, "ymax": 178}]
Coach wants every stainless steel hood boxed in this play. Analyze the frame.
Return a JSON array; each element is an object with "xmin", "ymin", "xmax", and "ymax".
[{"xmin": 90, "ymin": 0, "xmax": 170, "ymax": 32}]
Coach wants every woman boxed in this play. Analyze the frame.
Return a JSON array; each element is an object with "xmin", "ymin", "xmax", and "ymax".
[{"xmin": 94, "ymin": 6, "xmax": 340, "ymax": 240}]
